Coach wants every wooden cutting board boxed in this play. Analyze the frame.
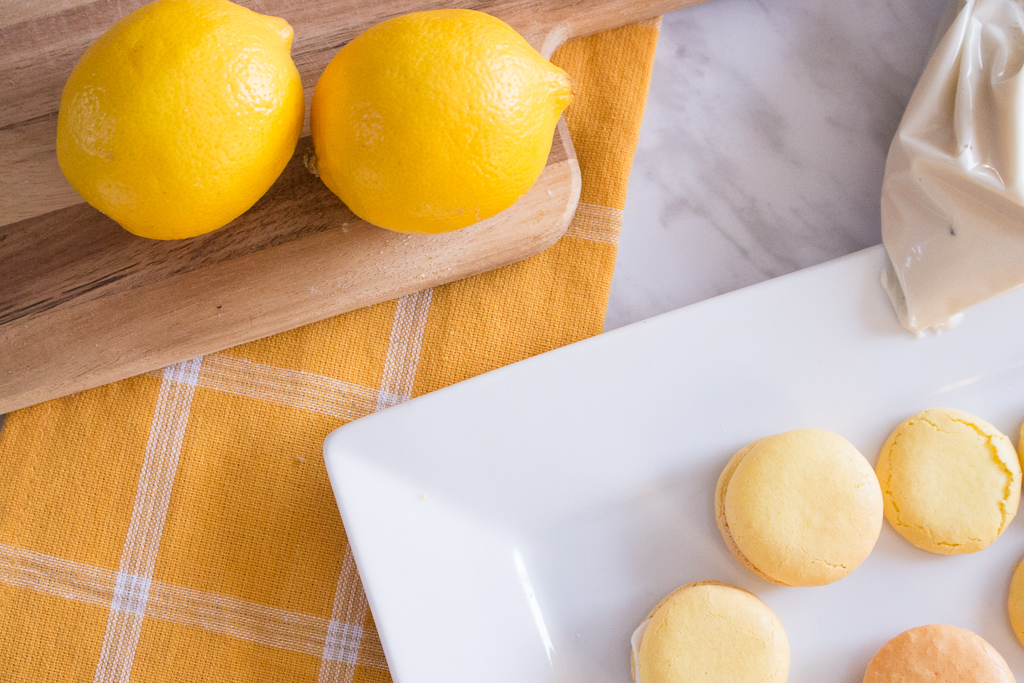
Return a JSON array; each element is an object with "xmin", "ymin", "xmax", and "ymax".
[{"xmin": 0, "ymin": 0, "xmax": 706, "ymax": 414}]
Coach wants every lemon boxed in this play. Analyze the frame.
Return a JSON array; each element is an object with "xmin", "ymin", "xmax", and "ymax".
[
  {"xmin": 309, "ymin": 9, "xmax": 573, "ymax": 234},
  {"xmin": 56, "ymin": 0, "xmax": 304, "ymax": 240}
]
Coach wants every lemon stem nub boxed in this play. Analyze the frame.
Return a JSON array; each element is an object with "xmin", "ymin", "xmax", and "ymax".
[{"xmin": 303, "ymin": 150, "xmax": 320, "ymax": 177}]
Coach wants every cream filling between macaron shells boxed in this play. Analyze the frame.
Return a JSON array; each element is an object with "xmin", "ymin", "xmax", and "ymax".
[{"xmin": 716, "ymin": 429, "xmax": 884, "ymax": 587}]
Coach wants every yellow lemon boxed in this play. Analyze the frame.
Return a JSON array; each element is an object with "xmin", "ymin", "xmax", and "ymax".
[
  {"xmin": 309, "ymin": 9, "xmax": 573, "ymax": 234},
  {"xmin": 56, "ymin": 0, "xmax": 304, "ymax": 240}
]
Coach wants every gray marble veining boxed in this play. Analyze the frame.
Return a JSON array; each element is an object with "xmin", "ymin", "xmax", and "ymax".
[{"xmin": 606, "ymin": 0, "xmax": 949, "ymax": 330}]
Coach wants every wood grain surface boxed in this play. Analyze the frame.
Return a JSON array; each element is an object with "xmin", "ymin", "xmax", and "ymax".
[{"xmin": 0, "ymin": 0, "xmax": 707, "ymax": 413}]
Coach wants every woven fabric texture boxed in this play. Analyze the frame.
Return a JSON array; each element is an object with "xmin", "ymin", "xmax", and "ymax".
[{"xmin": 0, "ymin": 19, "xmax": 661, "ymax": 682}]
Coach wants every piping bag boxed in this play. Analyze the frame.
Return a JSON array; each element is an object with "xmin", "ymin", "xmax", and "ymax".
[{"xmin": 881, "ymin": 0, "xmax": 1024, "ymax": 334}]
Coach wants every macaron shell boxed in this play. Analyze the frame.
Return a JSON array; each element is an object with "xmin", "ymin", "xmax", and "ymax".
[
  {"xmin": 863, "ymin": 624, "xmax": 1014, "ymax": 683},
  {"xmin": 877, "ymin": 408, "xmax": 1021, "ymax": 555},
  {"xmin": 636, "ymin": 581, "xmax": 789, "ymax": 683},
  {"xmin": 1008, "ymin": 557, "xmax": 1024, "ymax": 649},
  {"xmin": 715, "ymin": 440, "xmax": 786, "ymax": 585},
  {"xmin": 721, "ymin": 429, "xmax": 883, "ymax": 587},
  {"xmin": 630, "ymin": 580, "xmax": 734, "ymax": 682}
]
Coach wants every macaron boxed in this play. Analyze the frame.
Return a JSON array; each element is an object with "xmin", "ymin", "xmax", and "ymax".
[
  {"xmin": 715, "ymin": 429, "xmax": 883, "ymax": 586},
  {"xmin": 876, "ymin": 408, "xmax": 1021, "ymax": 554},
  {"xmin": 1008, "ymin": 556, "xmax": 1024, "ymax": 648},
  {"xmin": 863, "ymin": 624, "xmax": 1014, "ymax": 682},
  {"xmin": 631, "ymin": 581, "xmax": 788, "ymax": 683}
]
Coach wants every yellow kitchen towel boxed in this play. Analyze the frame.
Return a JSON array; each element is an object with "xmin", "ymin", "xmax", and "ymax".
[{"xmin": 0, "ymin": 19, "xmax": 660, "ymax": 683}]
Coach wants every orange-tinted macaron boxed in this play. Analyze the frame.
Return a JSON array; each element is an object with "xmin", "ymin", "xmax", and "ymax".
[{"xmin": 863, "ymin": 624, "xmax": 1014, "ymax": 682}]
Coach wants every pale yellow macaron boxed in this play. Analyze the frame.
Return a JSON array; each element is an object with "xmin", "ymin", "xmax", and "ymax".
[
  {"xmin": 1007, "ymin": 556, "xmax": 1024, "ymax": 648},
  {"xmin": 715, "ymin": 429, "xmax": 883, "ymax": 586},
  {"xmin": 877, "ymin": 408, "xmax": 1021, "ymax": 555},
  {"xmin": 863, "ymin": 624, "xmax": 1014, "ymax": 682},
  {"xmin": 631, "ymin": 581, "xmax": 789, "ymax": 683}
]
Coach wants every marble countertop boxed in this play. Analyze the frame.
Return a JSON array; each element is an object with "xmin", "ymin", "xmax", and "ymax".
[{"xmin": 606, "ymin": 0, "xmax": 948, "ymax": 330}]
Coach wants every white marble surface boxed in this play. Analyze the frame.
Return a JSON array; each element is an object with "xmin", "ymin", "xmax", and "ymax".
[{"xmin": 605, "ymin": 0, "xmax": 949, "ymax": 330}]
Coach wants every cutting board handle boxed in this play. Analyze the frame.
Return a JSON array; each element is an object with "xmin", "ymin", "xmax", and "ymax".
[{"xmin": 521, "ymin": 0, "xmax": 709, "ymax": 57}]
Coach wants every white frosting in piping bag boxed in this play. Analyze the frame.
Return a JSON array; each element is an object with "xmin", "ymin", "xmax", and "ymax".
[{"xmin": 881, "ymin": 0, "xmax": 1024, "ymax": 333}]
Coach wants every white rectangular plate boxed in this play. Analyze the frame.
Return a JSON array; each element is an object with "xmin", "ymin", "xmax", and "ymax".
[{"xmin": 324, "ymin": 245, "xmax": 1024, "ymax": 683}]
